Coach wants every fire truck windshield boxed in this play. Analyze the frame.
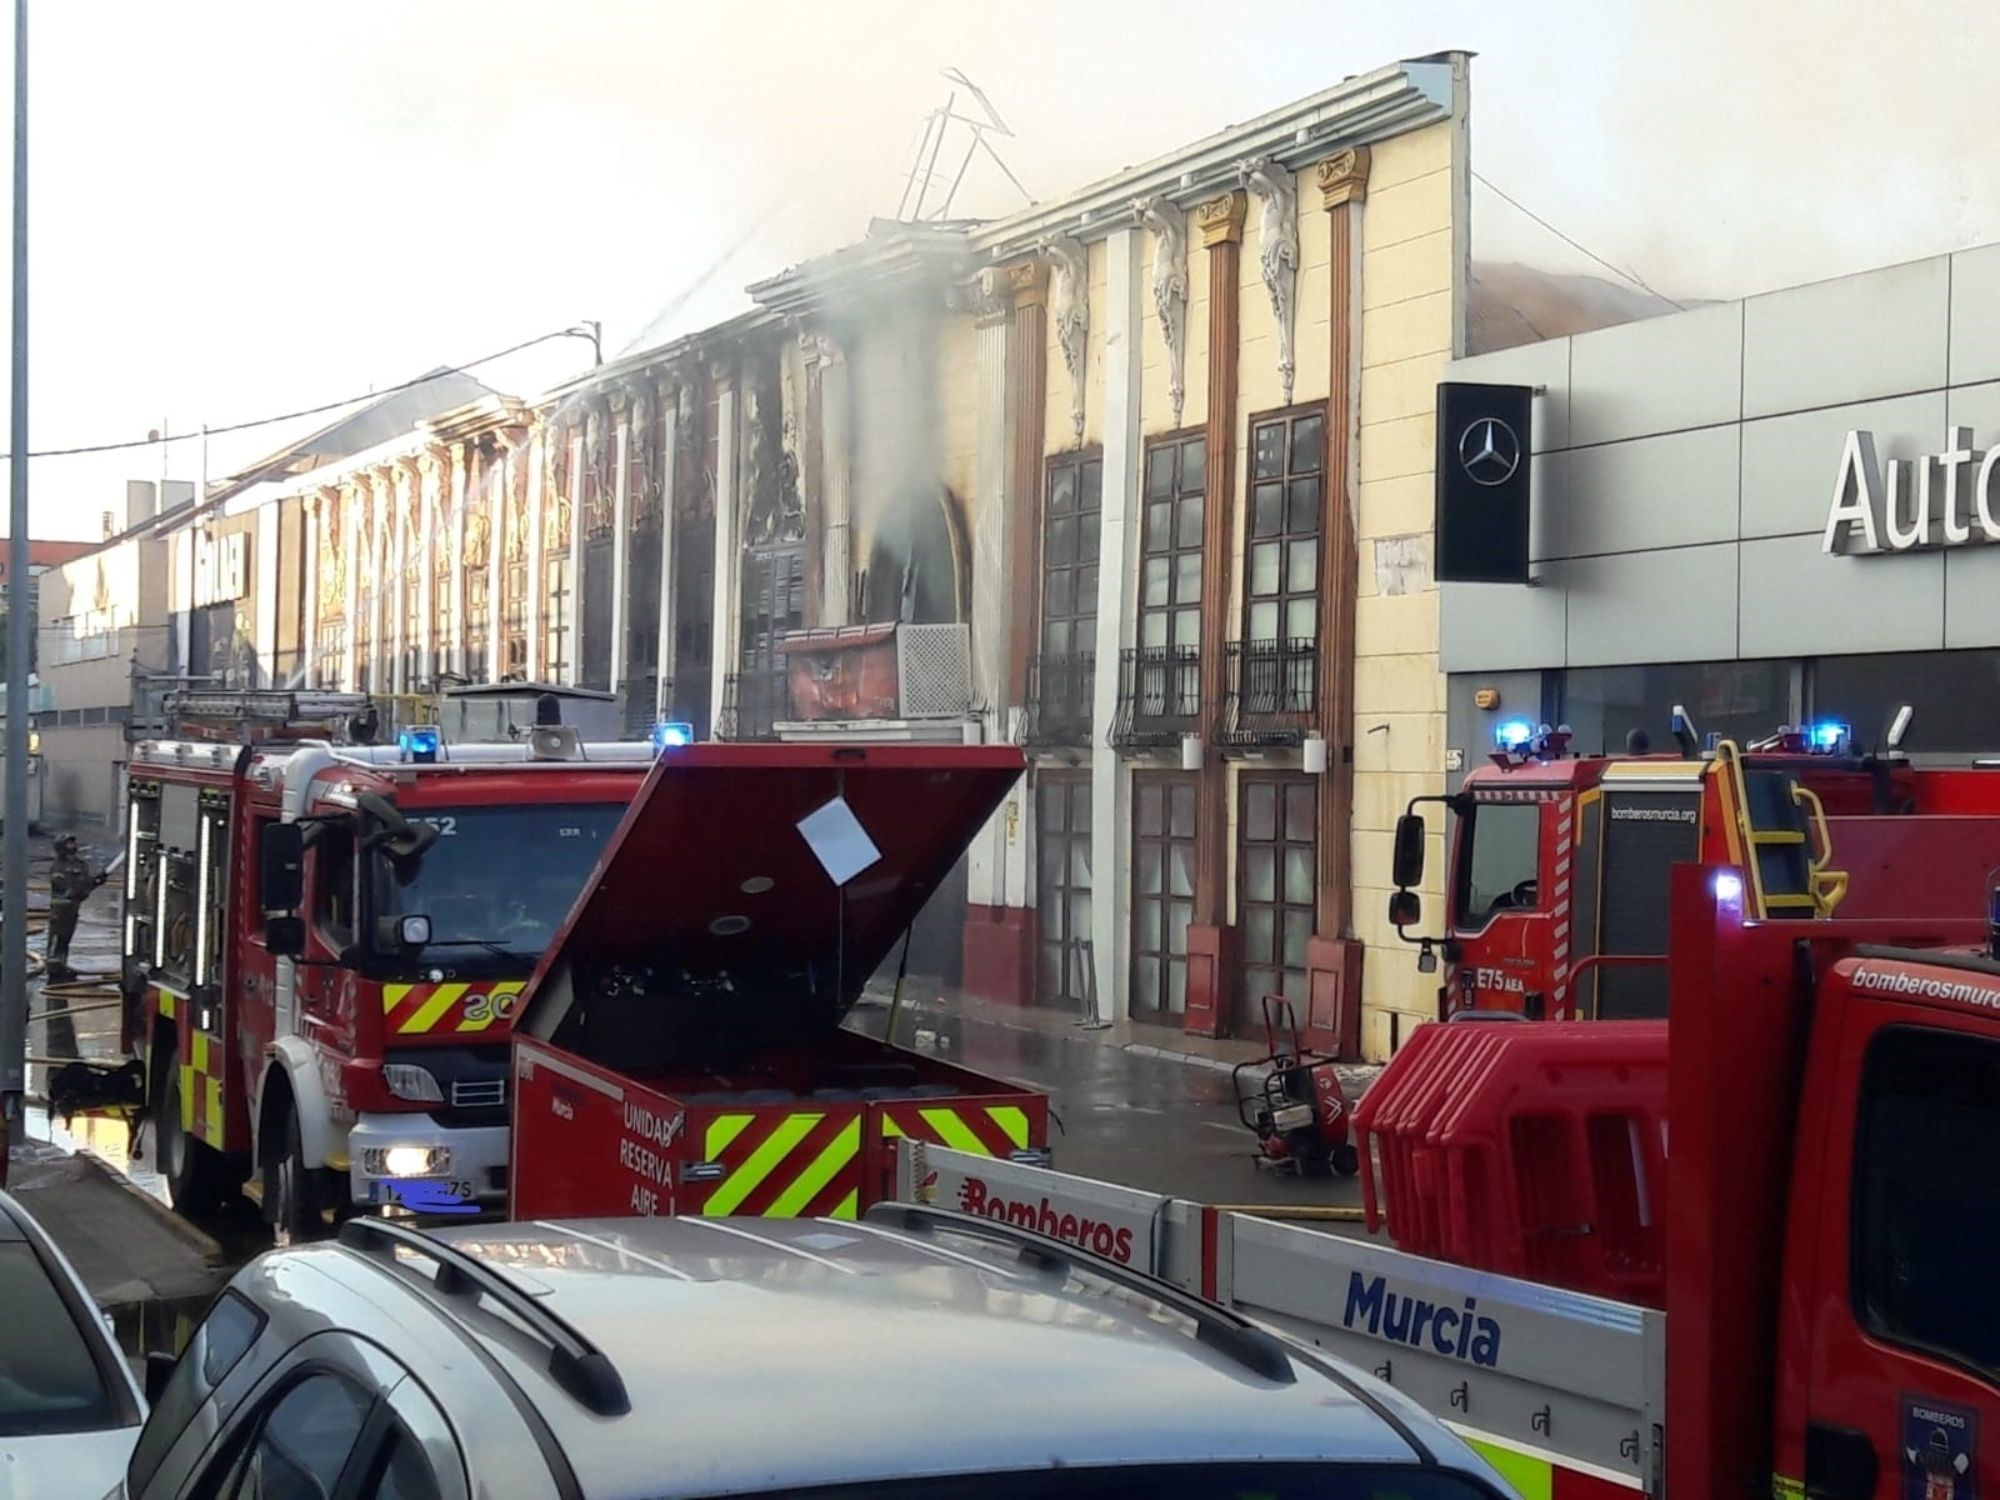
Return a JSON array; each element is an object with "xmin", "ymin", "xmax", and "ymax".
[
  {"xmin": 369, "ymin": 802, "xmax": 625, "ymax": 963},
  {"xmin": 1455, "ymin": 801, "xmax": 1541, "ymax": 930}
]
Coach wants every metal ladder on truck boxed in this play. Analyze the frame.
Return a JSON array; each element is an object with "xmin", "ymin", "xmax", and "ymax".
[
  {"xmin": 158, "ymin": 686, "xmax": 381, "ymax": 745},
  {"xmin": 1714, "ymin": 740, "xmax": 1848, "ymax": 919}
]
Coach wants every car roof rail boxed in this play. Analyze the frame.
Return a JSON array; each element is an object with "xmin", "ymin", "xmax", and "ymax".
[
  {"xmin": 863, "ymin": 1202, "xmax": 1296, "ymax": 1385},
  {"xmin": 339, "ymin": 1217, "xmax": 630, "ymax": 1417}
]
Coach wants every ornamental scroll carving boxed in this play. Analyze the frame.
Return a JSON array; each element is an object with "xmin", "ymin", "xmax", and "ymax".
[
  {"xmin": 317, "ymin": 492, "xmax": 345, "ymax": 620},
  {"xmin": 1042, "ymin": 234, "xmax": 1089, "ymax": 444},
  {"xmin": 1240, "ymin": 156, "xmax": 1299, "ymax": 404},
  {"xmin": 583, "ymin": 405, "xmax": 614, "ymax": 540},
  {"xmin": 546, "ymin": 428, "xmax": 574, "ymax": 554},
  {"xmin": 1134, "ymin": 196, "xmax": 1189, "ymax": 430}
]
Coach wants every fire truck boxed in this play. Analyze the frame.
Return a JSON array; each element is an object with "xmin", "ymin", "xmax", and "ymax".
[
  {"xmin": 1387, "ymin": 707, "xmax": 2000, "ymax": 1020},
  {"xmin": 121, "ymin": 688, "xmax": 654, "ymax": 1237},
  {"xmin": 892, "ymin": 863, "xmax": 2000, "ymax": 1495},
  {"xmin": 507, "ymin": 741, "xmax": 1051, "ymax": 1222}
]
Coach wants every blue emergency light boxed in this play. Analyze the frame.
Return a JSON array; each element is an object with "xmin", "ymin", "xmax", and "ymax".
[
  {"xmin": 398, "ymin": 726, "xmax": 442, "ymax": 764},
  {"xmin": 1809, "ymin": 720, "xmax": 1851, "ymax": 753},
  {"xmin": 652, "ymin": 721, "xmax": 695, "ymax": 752},
  {"xmin": 1494, "ymin": 718, "xmax": 1535, "ymax": 752}
]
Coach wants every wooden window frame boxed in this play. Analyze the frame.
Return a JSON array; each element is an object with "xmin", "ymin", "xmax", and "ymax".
[
  {"xmin": 1241, "ymin": 403, "xmax": 1327, "ymax": 648},
  {"xmin": 1138, "ymin": 429, "xmax": 1206, "ymax": 654}
]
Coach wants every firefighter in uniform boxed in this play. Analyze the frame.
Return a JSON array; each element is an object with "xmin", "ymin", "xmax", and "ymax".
[{"xmin": 45, "ymin": 835, "xmax": 106, "ymax": 980}]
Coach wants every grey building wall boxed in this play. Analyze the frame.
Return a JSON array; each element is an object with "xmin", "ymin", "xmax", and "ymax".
[{"xmin": 1440, "ymin": 242, "xmax": 2000, "ymax": 674}]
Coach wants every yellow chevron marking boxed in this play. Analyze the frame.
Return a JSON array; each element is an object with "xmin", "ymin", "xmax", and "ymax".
[
  {"xmin": 178, "ymin": 1065, "xmax": 196, "ymax": 1134},
  {"xmin": 919, "ymin": 1107, "xmax": 989, "ymax": 1156},
  {"xmin": 382, "ymin": 983, "xmax": 418, "ymax": 1016},
  {"xmin": 703, "ymin": 1113, "xmax": 822, "ymax": 1216},
  {"xmin": 881, "ymin": 1116, "xmax": 904, "ymax": 1139},
  {"xmin": 704, "ymin": 1112, "xmax": 756, "ymax": 1159},
  {"xmin": 767, "ymin": 1118, "xmax": 861, "ymax": 1217},
  {"xmin": 988, "ymin": 1105, "xmax": 1031, "ymax": 1150},
  {"xmin": 204, "ymin": 1077, "xmax": 224, "ymax": 1145},
  {"xmin": 155, "ymin": 990, "xmax": 177, "ymax": 1019},
  {"xmin": 398, "ymin": 983, "xmax": 468, "ymax": 1036},
  {"xmin": 830, "ymin": 1189, "xmax": 858, "ymax": 1220},
  {"xmin": 190, "ymin": 1030, "xmax": 211, "ymax": 1074}
]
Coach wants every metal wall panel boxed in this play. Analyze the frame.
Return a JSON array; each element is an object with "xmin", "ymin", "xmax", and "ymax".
[
  {"xmin": 1738, "ymin": 534, "xmax": 1943, "ymax": 658},
  {"xmin": 1950, "ymin": 243, "xmax": 2000, "ymax": 386},
  {"xmin": 1564, "ymin": 544, "xmax": 1738, "ymax": 667},
  {"xmin": 1565, "ymin": 425, "xmax": 1739, "ymax": 557},
  {"xmin": 1741, "ymin": 254, "xmax": 1949, "ymax": 419},
  {"xmin": 1737, "ymin": 390, "xmax": 1944, "ymax": 541},
  {"xmin": 1450, "ymin": 334, "xmax": 1573, "ymax": 450},
  {"xmin": 1439, "ymin": 571, "xmax": 1566, "ymax": 673},
  {"xmin": 1568, "ymin": 300, "xmax": 1742, "ymax": 446},
  {"xmin": 1944, "ymin": 546, "xmax": 2000, "ymax": 650}
]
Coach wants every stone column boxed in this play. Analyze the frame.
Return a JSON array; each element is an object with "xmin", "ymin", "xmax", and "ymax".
[
  {"xmin": 1186, "ymin": 187, "xmax": 1247, "ymax": 1037},
  {"xmin": 655, "ymin": 389, "xmax": 679, "ymax": 721},
  {"xmin": 1306, "ymin": 147, "xmax": 1371, "ymax": 1058},
  {"xmin": 418, "ymin": 450, "xmax": 440, "ymax": 688},
  {"xmin": 707, "ymin": 372, "xmax": 738, "ymax": 735},
  {"xmin": 302, "ymin": 493, "xmax": 320, "ymax": 687},
  {"xmin": 343, "ymin": 483, "xmax": 360, "ymax": 690},
  {"xmin": 525, "ymin": 427, "xmax": 547, "ymax": 682},
  {"xmin": 449, "ymin": 443, "xmax": 468, "ymax": 678},
  {"xmin": 610, "ymin": 406, "xmax": 631, "ymax": 693},
  {"xmin": 818, "ymin": 343, "xmax": 852, "ymax": 628},
  {"xmin": 1005, "ymin": 260, "xmax": 1049, "ymax": 709},
  {"xmin": 371, "ymin": 469, "xmax": 392, "ymax": 693},
  {"xmin": 487, "ymin": 439, "xmax": 507, "ymax": 682},
  {"xmin": 961, "ymin": 271, "xmax": 1030, "ymax": 1006},
  {"xmin": 1092, "ymin": 227, "xmax": 1143, "ymax": 1024},
  {"xmin": 566, "ymin": 427, "xmax": 585, "ymax": 684}
]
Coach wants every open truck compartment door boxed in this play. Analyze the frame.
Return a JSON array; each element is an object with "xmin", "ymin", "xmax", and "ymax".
[{"xmin": 509, "ymin": 742, "xmax": 1042, "ymax": 1220}]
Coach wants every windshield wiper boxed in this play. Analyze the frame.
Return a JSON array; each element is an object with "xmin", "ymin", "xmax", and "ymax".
[{"xmin": 420, "ymin": 939, "xmax": 537, "ymax": 963}]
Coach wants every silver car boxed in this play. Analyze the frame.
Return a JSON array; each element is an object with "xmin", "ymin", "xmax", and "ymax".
[
  {"xmin": 0, "ymin": 1188, "xmax": 146, "ymax": 1498},
  {"xmin": 126, "ymin": 1205, "xmax": 1513, "ymax": 1499}
]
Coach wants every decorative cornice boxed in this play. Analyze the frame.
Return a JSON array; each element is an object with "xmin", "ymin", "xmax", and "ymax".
[
  {"xmin": 1315, "ymin": 145, "xmax": 1371, "ymax": 209},
  {"xmin": 1196, "ymin": 190, "xmax": 1247, "ymax": 248},
  {"xmin": 1240, "ymin": 157, "xmax": 1300, "ymax": 403},
  {"xmin": 1002, "ymin": 258, "xmax": 1049, "ymax": 309},
  {"xmin": 1134, "ymin": 196, "xmax": 1190, "ymax": 430}
]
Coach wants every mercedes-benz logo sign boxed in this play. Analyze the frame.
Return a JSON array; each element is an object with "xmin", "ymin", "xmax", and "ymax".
[{"xmin": 1458, "ymin": 416, "xmax": 1522, "ymax": 487}]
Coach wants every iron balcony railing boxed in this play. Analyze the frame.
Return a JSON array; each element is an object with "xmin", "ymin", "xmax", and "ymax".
[
  {"xmin": 719, "ymin": 666, "xmax": 786, "ymax": 742},
  {"xmin": 1219, "ymin": 638, "xmax": 1319, "ymax": 748},
  {"xmin": 1025, "ymin": 652, "xmax": 1095, "ymax": 748},
  {"xmin": 1111, "ymin": 644, "xmax": 1201, "ymax": 751}
]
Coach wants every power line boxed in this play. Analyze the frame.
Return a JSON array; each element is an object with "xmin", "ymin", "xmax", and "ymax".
[
  {"xmin": 1472, "ymin": 171, "xmax": 1684, "ymax": 311},
  {"xmin": 6, "ymin": 324, "xmax": 599, "ymax": 463}
]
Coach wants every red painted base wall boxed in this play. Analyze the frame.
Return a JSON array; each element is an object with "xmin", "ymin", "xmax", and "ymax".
[
  {"xmin": 1184, "ymin": 923, "xmax": 1239, "ymax": 1038},
  {"xmin": 962, "ymin": 904, "xmax": 1035, "ymax": 1007},
  {"xmin": 1305, "ymin": 935, "xmax": 1365, "ymax": 1060}
]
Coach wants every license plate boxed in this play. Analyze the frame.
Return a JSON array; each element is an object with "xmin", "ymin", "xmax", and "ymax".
[{"xmin": 368, "ymin": 1178, "xmax": 476, "ymax": 1206}]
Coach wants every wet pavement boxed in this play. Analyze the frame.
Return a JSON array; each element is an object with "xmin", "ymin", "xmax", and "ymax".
[{"xmin": 850, "ymin": 985, "xmax": 1378, "ymax": 1215}]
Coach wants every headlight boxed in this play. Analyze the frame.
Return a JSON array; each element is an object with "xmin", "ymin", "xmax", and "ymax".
[
  {"xmin": 382, "ymin": 1064, "xmax": 444, "ymax": 1103},
  {"xmin": 363, "ymin": 1145, "xmax": 451, "ymax": 1178}
]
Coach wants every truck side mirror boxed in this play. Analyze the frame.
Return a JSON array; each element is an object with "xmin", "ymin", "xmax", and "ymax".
[
  {"xmin": 1388, "ymin": 889, "xmax": 1422, "ymax": 929},
  {"xmin": 144, "ymin": 1350, "xmax": 178, "ymax": 1404},
  {"xmin": 260, "ymin": 822, "xmax": 305, "ymax": 912},
  {"xmin": 1392, "ymin": 813, "xmax": 1427, "ymax": 889},
  {"xmin": 263, "ymin": 916, "xmax": 306, "ymax": 958}
]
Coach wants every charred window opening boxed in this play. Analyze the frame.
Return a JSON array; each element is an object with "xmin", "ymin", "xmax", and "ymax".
[{"xmin": 1040, "ymin": 454, "xmax": 1102, "ymax": 660}]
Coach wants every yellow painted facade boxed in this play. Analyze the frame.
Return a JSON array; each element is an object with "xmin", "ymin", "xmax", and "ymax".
[{"xmin": 1351, "ymin": 118, "xmax": 1455, "ymax": 1058}]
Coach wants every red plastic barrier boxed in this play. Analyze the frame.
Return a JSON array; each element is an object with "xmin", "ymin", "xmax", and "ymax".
[{"xmin": 1355, "ymin": 1020, "xmax": 1670, "ymax": 1308}]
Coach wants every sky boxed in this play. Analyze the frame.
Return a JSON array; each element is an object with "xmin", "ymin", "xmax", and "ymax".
[{"xmin": 8, "ymin": 0, "xmax": 2000, "ymax": 538}]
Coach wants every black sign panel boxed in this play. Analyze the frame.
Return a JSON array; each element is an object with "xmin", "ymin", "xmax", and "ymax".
[{"xmin": 1435, "ymin": 381, "xmax": 1533, "ymax": 583}]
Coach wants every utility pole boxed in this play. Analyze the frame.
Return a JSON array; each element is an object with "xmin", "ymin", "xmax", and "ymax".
[{"xmin": 3, "ymin": 0, "xmax": 29, "ymax": 1141}]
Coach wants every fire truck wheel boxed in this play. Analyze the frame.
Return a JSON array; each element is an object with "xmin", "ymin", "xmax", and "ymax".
[
  {"xmin": 155, "ymin": 1045, "xmax": 232, "ymax": 1215},
  {"xmin": 267, "ymin": 1105, "xmax": 329, "ymax": 1245},
  {"xmin": 1330, "ymin": 1142, "xmax": 1361, "ymax": 1178}
]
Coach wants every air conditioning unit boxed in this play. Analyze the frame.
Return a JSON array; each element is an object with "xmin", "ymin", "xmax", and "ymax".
[{"xmin": 896, "ymin": 624, "xmax": 971, "ymax": 719}]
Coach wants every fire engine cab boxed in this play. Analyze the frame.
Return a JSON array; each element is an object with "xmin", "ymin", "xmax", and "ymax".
[
  {"xmin": 121, "ymin": 687, "xmax": 654, "ymax": 1237},
  {"xmin": 1388, "ymin": 707, "xmax": 2000, "ymax": 1020}
]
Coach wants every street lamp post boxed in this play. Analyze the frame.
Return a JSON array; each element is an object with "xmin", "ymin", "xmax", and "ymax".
[{"xmin": 3, "ymin": 0, "xmax": 29, "ymax": 1154}]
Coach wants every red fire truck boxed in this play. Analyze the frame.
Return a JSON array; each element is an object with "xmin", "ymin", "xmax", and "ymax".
[
  {"xmin": 1388, "ymin": 709, "xmax": 2000, "ymax": 1020},
  {"xmin": 121, "ymin": 688, "xmax": 653, "ymax": 1237},
  {"xmin": 508, "ymin": 741, "xmax": 1050, "ymax": 1222}
]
